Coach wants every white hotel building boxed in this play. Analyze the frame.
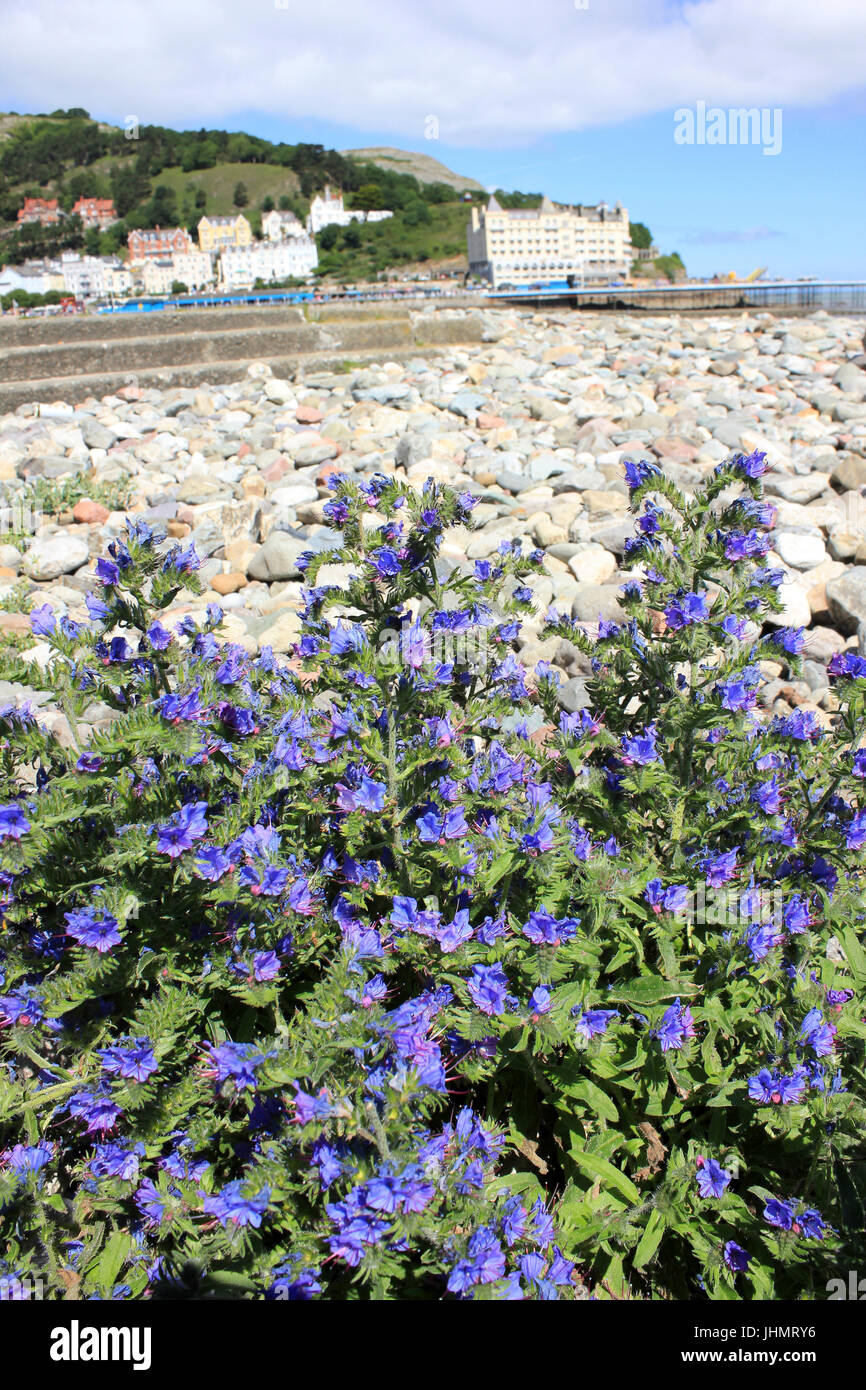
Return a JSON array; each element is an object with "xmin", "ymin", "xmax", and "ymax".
[
  {"xmin": 467, "ymin": 195, "xmax": 631, "ymax": 289},
  {"xmin": 306, "ymin": 186, "xmax": 394, "ymax": 235},
  {"xmin": 218, "ymin": 237, "xmax": 319, "ymax": 290}
]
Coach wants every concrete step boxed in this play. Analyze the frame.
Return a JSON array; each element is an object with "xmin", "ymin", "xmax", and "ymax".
[
  {"xmin": 0, "ymin": 338, "xmax": 479, "ymax": 414},
  {"xmin": 0, "ymin": 318, "xmax": 423, "ymax": 382},
  {"xmin": 0, "ymin": 304, "xmax": 309, "ymax": 346}
]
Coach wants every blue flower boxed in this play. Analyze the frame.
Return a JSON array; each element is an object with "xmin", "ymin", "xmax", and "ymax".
[
  {"xmin": 763, "ymin": 1198, "xmax": 795, "ymax": 1230},
  {"xmin": 799, "ymin": 1008, "xmax": 836, "ymax": 1058},
  {"xmin": 65, "ymin": 908, "xmax": 122, "ymax": 954},
  {"xmin": 29, "ymin": 603, "xmax": 56, "ymax": 636},
  {"xmin": 155, "ymin": 800, "xmax": 209, "ymax": 857},
  {"xmin": 696, "ymin": 1158, "xmax": 731, "ymax": 1199},
  {"xmin": 574, "ymin": 1008, "xmax": 618, "ymax": 1041},
  {"xmin": 0, "ymin": 804, "xmax": 30, "ymax": 840},
  {"xmin": 654, "ymin": 998, "xmax": 696, "ymax": 1052},
  {"xmin": 665, "ymin": 591, "xmax": 709, "ymax": 630},
  {"xmin": 467, "ymin": 964, "xmax": 511, "ymax": 1017},
  {"xmin": 99, "ymin": 1039, "xmax": 157, "ymax": 1082},
  {"xmin": 723, "ymin": 1241, "xmax": 750, "ymax": 1272},
  {"xmin": 623, "ymin": 459, "xmax": 661, "ymax": 491},
  {"xmin": 203, "ymin": 1181, "xmax": 270, "ymax": 1228},
  {"xmin": 621, "ymin": 725, "xmax": 659, "ymax": 765},
  {"xmin": 95, "ymin": 558, "xmax": 120, "ymax": 587}
]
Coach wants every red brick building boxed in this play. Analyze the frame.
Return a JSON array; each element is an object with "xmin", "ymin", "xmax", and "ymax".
[
  {"xmin": 17, "ymin": 198, "xmax": 62, "ymax": 227},
  {"xmin": 72, "ymin": 197, "xmax": 118, "ymax": 230},
  {"xmin": 127, "ymin": 226, "xmax": 194, "ymax": 263}
]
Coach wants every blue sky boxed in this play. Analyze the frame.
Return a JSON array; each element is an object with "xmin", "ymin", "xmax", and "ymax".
[{"xmin": 3, "ymin": 0, "xmax": 864, "ymax": 278}]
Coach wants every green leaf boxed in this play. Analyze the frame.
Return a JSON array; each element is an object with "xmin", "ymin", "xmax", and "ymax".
[
  {"xmin": 563, "ymin": 1077, "xmax": 619, "ymax": 1123},
  {"xmin": 568, "ymin": 1146, "xmax": 641, "ymax": 1204},
  {"xmin": 205, "ymin": 1269, "xmax": 259, "ymax": 1291},
  {"xmin": 606, "ymin": 975, "xmax": 695, "ymax": 1007},
  {"xmin": 96, "ymin": 1230, "xmax": 132, "ymax": 1296},
  {"xmin": 840, "ymin": 929, "xmax": 866, "ymax": 987},
  {"xmin": 632, "ymin": 1209, "xmax": 665, "ymax": 1268}
]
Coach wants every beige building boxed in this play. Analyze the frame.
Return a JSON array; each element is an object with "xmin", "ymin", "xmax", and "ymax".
[
  {"xmin": 142, "ymin": 250, "xmax": 215, "ymax": 294},
  {"xmin": 467, "ymin": 196, "xmax": 630, "ymax": 289},
  {"xmin": 171, "ymin": 251, "xmax": 215, "ymax": 291},
  {"xmin": 197, "ymin": 214, "xmax": 253, "ymax": 254},
  {"xmin": 141, "ymin": 259, "xmax": 175, "ymax": 295},
  {"xmin": 262, "ymin": 209, "xmax": 305, "ymax": 241}
]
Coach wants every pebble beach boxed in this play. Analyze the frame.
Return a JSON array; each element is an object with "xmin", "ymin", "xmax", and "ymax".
[{"xmin": 2, "ymin": 305, "xmax": 866, "ymax": 741}]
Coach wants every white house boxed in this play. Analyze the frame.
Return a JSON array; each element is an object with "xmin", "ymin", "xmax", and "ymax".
[
  {"xmin": 61, "ymin": 252, "xmax": 108, "ymax": 299},
  {"xmin": 307, "ymin": 187, "xmax": 353, "ymax": 234},
  {"xmin": 219, "ymin": 238, "xmax": 318, "ymax": 290},
  {"xmin": 142, "ymin": 259, "xmax": 175, "ymax": 295},
  {"xmin": 101, "ymin": 259, "xmax": 133, "ymax": 297},
  {"xmin": 0, "ymin": 265, "xmax": 53, "ymax": 296},
  {"xmin": 262, "ymin": 209, "xmax": 305, "ymax": 242},
  {"xmin": 171, "ymin": 251, "xmax": 215, "ymax": 291},
  {"xmin": 306, "ymin": 185, "xmax": 393, "ymax": 235}
]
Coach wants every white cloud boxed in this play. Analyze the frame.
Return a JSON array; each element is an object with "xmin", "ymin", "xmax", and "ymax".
[{"xmin": 2, "ymin": 0, "xmax": 865, "ymax": 146}]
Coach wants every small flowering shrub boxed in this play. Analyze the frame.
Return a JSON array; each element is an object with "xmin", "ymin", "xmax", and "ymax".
[{"xmin": 0, "ymin": 453, "xmax": 864, "ymax": 1301}]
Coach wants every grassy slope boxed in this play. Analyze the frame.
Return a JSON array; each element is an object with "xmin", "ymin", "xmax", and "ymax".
[
  {"xmin": 316, "ymin": 202, "xmax": 470, "ymax": 280},
  {"xmin": 153, "ymin": 163, "xmax": 301, "ymax": 216}
]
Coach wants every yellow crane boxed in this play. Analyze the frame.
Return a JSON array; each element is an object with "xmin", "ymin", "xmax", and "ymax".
[{"xmin": 723, "ymin": 267, "xmax": 767, "ymax": 283}]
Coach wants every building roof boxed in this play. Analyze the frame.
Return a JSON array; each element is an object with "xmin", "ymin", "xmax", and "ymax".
[{"xmin": 129, "ymin": 227, "xmax": 189, "ymax": 240}]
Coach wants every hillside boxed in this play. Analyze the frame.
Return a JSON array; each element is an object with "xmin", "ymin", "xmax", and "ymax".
[
  {"xmin": 0, "ymin": 111, "xmax": 489, "ymax": 281},
  {"xmin": 340, "ymin": 147, "xmax": 484, "ymax": 193},
  {"xmin": 0, "ymin": 111, "xmax": 674, "ymax": 288}
]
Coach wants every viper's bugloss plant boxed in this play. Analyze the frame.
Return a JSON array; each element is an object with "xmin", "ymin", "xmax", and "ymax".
[{"xmin": 0, "ymin": 455, "xmax": 864, "ymax": 1301}]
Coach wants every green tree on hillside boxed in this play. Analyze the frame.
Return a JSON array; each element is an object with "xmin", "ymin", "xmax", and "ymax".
[
  {"xmin": 629, "ymin": 220, "xmax": 652, "ymax": 249},
  {"xmin": 233, "ymin": 182, "xmax": 249, "ymax": 208},
  {"xmin": 403, "ymin": 198, "xmax": 432, "ymax": 227},
  {"xmin": 353, "ymin": 183, "xmax": 385, "ymax": 211},
  {"xmin": 655, "ymin": 251, "xmax": 685, "ymax": 282}
]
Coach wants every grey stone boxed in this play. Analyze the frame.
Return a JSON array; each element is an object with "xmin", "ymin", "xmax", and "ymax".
[
  {"xmin": 17, "ymin": 455, "xmax": 85, "ymax": 480},
  {"xmin": 23, "ymin": 535, "xmax": 89, "ymax": 581},
  {"xmin": 802, "ymin": 660, "xmax": 830, "ymax": 692},
  {"xmin": 590, "ymin": 520, "xmax": 634, "ymax": 556},
  {"xmin": 825, "ymin": 568, "xmax": 866, "ymax": 634},
  {"xmin": 555, "ymin": 676, "xmax": 591, "ymax": 712},
  {"xmin": 445, "ymin": 389, "xmax": 488, "ymax": 419},
  {"xmin": 246, "ymin": 532, "xmax": 309, "ymax": 583},
  {"xmin": 804, "ymin": 626, "xmax": 847, "ymax": 662},
  {"xmin": 570, "ymin": 583, "xmax": 626, "ymax": 624},
  {"xmin": 830, "ymin": 456, "xmax": 866, "ymax": 491},
  {"xmin": 293, "ymin": 444, "xmax": 338, "ymax": 467},
  {"xmin": 832, "ymin": 362, "xmax": 866, "ymax": 400},
  {"xmin": 81, "ymin": 418, "xmax": 118, "ymax": 449}
]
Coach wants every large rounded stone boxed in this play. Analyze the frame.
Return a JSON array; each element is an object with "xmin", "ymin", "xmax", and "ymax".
[
  {"xmin": 774, "ymin": 532, "xmax": 827, "ymax": 570},
  {"xmin": 246, "ymin": 532, "xmax": 308, "ymax": 582},
  {"xmin": 23, "ymin": 535, "xmax": 89, "ymax": 581},
  {"xmin": 568, "ymin": 545, "xmax": 617, "ymax": 585},
  {"xmin": 764, "ymin": 581, "xmax": 811, "ymax": 629},
  {"xmin": 825, "ymin": 568, "xmax": 866, "ymax": 634},
  {"xmin": 571, "ymin": 583, "xmax": 626, "ymax": 624}
]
